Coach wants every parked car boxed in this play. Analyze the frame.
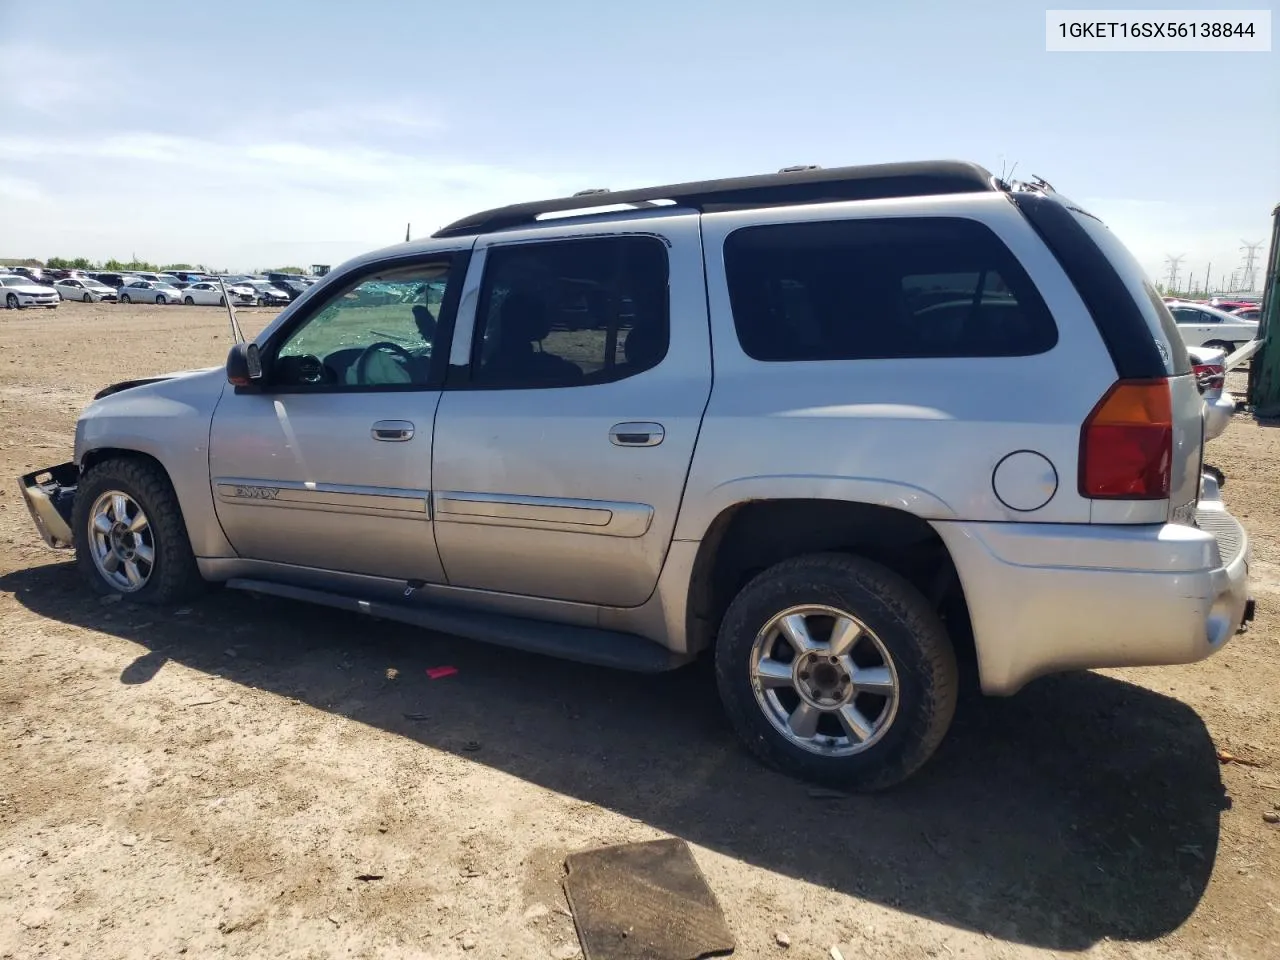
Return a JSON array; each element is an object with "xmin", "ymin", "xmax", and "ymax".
[
  {"xmin": 11, "ymin": 266, "xmax": 50, "ymax": 284},
  {"xmin": 53, "ymin": 277, "xmax": 118, "ymax": 302},
  {"xmin": 1, "ymin": 274, "xmax": 59, "ymax": 309},
  {"xmin": 91, "ymin": 273, "xmax": 133, "ymax": 289},
  {"xmin": 17, "ymin": 161, "xmax": 1253, "ymax": 791},
  {"xmin": 118, "ymin": 279, "xmax": 182, "ymax": 304},
  {"xmin": 244, "ymin": 280, "xmax": 292, "ymax": 306},
  {"xmin": 1188, "ymin": 345, "xmax": 1233, "ymax": 442},
  {"xmin": 180, "ymin": 280, "xmax": 252, "ymax": 307},
  {"xmin": 1229, "ymin": 306, "xmax": 1261, "ymax": 322},
  {"xmin": 1166, "ymin": 300, "xmax": 1259, "ymax": 353}
]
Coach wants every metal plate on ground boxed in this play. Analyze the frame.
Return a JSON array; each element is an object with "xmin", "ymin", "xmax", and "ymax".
[{"xmin": 563, "ymin": 838, "xmax": 735, "ymax": 960}]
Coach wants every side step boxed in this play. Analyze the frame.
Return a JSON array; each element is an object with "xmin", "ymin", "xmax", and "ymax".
[{"xmin": 225, "ymin": 578, "xmax": 692, "ymax": 673}]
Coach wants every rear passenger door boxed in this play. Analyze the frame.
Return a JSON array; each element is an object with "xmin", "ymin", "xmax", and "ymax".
[{"xmin": 430, "ymin": 215, "xmax": 712, "ymax": 607}]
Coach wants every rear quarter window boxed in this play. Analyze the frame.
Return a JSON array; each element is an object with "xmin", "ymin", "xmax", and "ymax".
[{"xmin": 723, "ymin": 217, "xmax": 1058, "ymax": 361}]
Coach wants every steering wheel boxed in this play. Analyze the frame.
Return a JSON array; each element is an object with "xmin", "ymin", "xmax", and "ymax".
[{"xmin": 354, "ymin": 341, "xmax": 416, "ymax": 385}]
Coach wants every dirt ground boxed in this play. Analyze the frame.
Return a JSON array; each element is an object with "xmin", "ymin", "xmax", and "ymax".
[{"xmin": 2, "ymin": 300, "xmax": 1279, "ymax": 960}]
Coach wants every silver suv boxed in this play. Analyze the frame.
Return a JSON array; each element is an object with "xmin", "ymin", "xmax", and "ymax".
[{"xmin": 19, "ymin": 162, "xmax": 1253, "ymax": 790}]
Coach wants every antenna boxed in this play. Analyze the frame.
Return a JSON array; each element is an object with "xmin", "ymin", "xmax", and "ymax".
[
  {"xmin": 1164, "ymin": 254, "xmax": 1185, "ymax": 294},
  {"xmin": 1239, "ymin": 240, "xmax": 1263, "ymax": 291},
  {"xmin": 216, "ymin": 278, "xmax": 244, "ymax": 344}
]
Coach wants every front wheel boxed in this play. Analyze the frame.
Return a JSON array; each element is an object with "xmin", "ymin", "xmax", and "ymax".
[
  {"xmin": 184, "ymin": 296, "xmax": 195, "ymax": 305},
  {"xmin": 5, "ymin": 293, "xmax": 17, "ymax": 309},
  {"xmin": 155, "ymin": 295, "xmax": 166, "ymax": 305},
  {"xmin": 1203, "ymin": 339, "xmax": 1233, "ymax": 354},
  {"xmin": 715, "ymin": 552, "xmax": 958, "ymax": 792},
  {"xmin": 72, "ymin": 457, "xmax": 204, "ymax": 604},
  {"xmin": 218, "ymin": 296, "xmax": 226, "ymax": 307},
  {"xmin": 83, "ymin": 293, "xmax": 92, "ymax": 302}
]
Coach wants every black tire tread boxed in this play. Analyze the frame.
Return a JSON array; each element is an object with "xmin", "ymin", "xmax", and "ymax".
[
  {"xmin": 72, "ymin": 456, "xmax": 204, "ymax": 605},
  {"xmin": 715, "ymin": 552, "xmax": 958, "ymax": 792}
]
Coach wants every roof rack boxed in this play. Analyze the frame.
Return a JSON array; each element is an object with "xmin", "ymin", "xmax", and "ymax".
[{"xmin": 433, "ymin": 160, "xmax": 999, "ymax": 238}]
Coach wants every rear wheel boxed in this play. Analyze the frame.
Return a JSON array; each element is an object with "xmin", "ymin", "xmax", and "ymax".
[
  {"xmin": 72, "ymin": 458, "xmax": 203, "ymax": 605},
  {"xmin": 184, "ymin": 295, "xmax": 195, "ymax": 305},
  {"xmin": 715, "ymin": 552, "xmax": 958, "ymax": 791},
  {"xmin": 121, "ymin": 294, "xmax": 131, "ymax": 303}
]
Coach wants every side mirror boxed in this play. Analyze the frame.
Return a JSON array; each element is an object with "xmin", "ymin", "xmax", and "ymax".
[{"xmin": 226, "ymin": 342, "xmax": 263, "ymax": 388}]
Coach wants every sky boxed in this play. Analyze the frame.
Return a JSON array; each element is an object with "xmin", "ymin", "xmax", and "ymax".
[{"xmin": 0, "ymin": 0, "xmax": 1276, "ymax": 287}]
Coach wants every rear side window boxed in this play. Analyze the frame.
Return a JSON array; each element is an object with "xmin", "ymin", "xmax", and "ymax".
[{"xmin": 724, "ymin": 217, "xmax": 1057, "ymax": 361}]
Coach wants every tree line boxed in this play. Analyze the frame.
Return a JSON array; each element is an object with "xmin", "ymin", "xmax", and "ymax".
[{"xmin": 44, "ymin": 257, "xmax": 307, "ymax": 275}]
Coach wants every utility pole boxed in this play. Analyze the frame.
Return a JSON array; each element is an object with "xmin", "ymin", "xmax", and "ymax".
[
  {"xmin": 1240, "ymin": 240, "xmax": 1263, "ymax": 291},
  {"xmin": 1204, "ymin": 262, "xmax": 1211, "ymax": 294},
  {"xmin": 1164, "ymin": 254, "xmax": 1185, "ymax": 295},
  {"xmin": 405, "ymin": 223, "xmax": 411, "ymax": 242}
]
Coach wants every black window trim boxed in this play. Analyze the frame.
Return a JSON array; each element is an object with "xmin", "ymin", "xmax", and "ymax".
[
  {"xmin": 722, "ymin": 214, "xmax": 1059, "ymax": 363},
  {"xmin": 1010, "ymin": 192, "xmax": 1177, "ymax": 379},
  {"xmin": 446, "ymin": 233, "xmax": 672, "ymax": 392},
  {"xmin": 239, "ymin": 248, "xmax": 471, "ymax": 396}
]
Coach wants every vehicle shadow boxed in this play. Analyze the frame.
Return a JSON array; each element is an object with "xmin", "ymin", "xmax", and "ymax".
[{"xmin": 2, "ymin": 562, "xmax": 1226, "ymax": 951}]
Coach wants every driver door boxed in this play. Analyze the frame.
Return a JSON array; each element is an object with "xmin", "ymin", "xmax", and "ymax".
[{"xmin": 208, "ymin": 249, "xmax": 468, "ymax": 582}]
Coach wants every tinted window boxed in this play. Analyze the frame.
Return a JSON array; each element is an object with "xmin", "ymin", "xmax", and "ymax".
[
  {"xmin": 724, "ymin": 218, "xmax": 1057, "ymax": 361},
  {"xmin": 273, "ymin": 259, "xmax": 454, "ymax": 389},
  {"xmin": 472, "ymin": 236, "xmax": 669, "ymax": 388}
]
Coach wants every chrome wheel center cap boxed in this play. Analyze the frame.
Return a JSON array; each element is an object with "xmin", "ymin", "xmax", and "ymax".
[{"xmin": 794, "ymin": 652, "xmax": 851, "ymax": 707}]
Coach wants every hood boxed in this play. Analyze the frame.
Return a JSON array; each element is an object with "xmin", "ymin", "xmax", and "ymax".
[
  {"xmin": 5, "ymin": 283, "xmax": 55, "ymax": 294},
  {"xmin": 93, "ymin": 365, "xmax": 222, "ymax": 400}
]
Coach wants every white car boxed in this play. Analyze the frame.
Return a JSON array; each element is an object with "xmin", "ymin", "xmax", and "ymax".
[
  {"xmin": 54, "ymin": 277, "xmax": 118, "ymax": 303},
  {"xmin": 1167, "ymin": 301, "xmax": 1259, "ymax": 353},
  {"xmin": 118, "ymin": 279, "xmax": 182, "ymax": 304},
  {"xmin": 180, "ymin": 281, "xmax": 252, "ymax": 307},
  {"xmin": 0, "ymin": 275, "xmax": 59, "ymax": 309}
]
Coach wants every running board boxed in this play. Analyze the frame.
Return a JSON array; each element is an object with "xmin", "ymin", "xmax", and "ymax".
[{"xmin": 225, "ymin": 578, "xmax": 692, "ymax": 673}]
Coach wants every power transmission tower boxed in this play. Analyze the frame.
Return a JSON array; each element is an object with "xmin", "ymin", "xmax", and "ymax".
[
  {"xmin": 1240, "ymin": 240, "xmax": 1263, "ymax": 291},
  {"xmin": 1164, "ymin": 254, "xmax": 1185, "ymax": 294}
]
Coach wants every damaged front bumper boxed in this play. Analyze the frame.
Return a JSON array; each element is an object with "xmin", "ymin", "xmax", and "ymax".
[{"xmin": 19, "ymin": 462, "xmax": 79, "ymax": 549}]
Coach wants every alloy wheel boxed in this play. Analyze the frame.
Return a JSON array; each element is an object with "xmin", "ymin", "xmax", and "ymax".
[
  {"xmin": 87, "ymin": 490, "xmax": 155, "ymax": 593},
  {"xmin": 749, "ymin": 604, "xmax": 900, "ymax": 756}
]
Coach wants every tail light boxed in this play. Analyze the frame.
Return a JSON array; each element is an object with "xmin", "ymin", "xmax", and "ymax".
[
  {"xmin": 1192, "ymin": 361, "xmax": 1225, "ymax": 393},
  {"xmin": 1080, "ymin": 379, "xmax": 1172, "ymax": 499}
]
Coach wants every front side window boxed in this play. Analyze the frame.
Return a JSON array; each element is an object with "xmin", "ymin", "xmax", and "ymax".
[
  {"xmin": 272, "ymin": 259, "xmax": 454, "ymax": 389},
  {"xmin": 472, "ymin": 235, "xmax": 669, "ymax": 388},
  {"xmin": 724, "ymin": 217, "xmax": 1057, "ymax": 361}
]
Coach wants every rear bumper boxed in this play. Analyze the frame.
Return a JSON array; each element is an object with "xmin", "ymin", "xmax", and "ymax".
[
  {"xmin": 18, "ymin": 462, "xmax": 78, "ymax": 549},
  {"xmin": 934, "ymin": 476, "xmax": 1251, "ymax": 695},
  {"xmin": 1203, "ymin": 391, "xmax": 1235, "ymax": 441}
]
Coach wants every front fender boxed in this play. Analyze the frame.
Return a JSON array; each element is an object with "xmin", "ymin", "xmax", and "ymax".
[
  {"xmin": 76, "ymin": 369, "xmax": 235, "ymax": 559},
  {"xmin": 672, "ymin": 474, "xmax": 957, "ymax": 542}
]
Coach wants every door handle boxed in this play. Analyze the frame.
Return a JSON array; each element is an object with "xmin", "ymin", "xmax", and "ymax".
[
  {"xmin": 371, "ymin": 420, "xmax": 415, "ymax": 442},
  {"xmin": 609, "ymin": 422, "xmax": 664, "ymax": 447}
]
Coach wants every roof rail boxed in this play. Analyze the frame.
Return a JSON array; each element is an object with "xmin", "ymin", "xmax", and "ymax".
[{"xmin": 433, "ymin": 160, "xmax": 998, "ymax": 238}]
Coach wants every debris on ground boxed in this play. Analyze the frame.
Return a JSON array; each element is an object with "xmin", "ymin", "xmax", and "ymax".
[
  {"xmin": 563, "ymin": 838, "xmax": 735, "ymax": 960},
  {"xmin": 1217, "ymin": 749, "xmax": 1264, "ymax": 767},
  {"xmin": 1263, "ymin": 812, "xmax": 1280, "ymax": 824},
  {"xmin": 425, "ymin": 665, "xmax": 459, "ymax": 680},
  {"xmin": 775, "ymin": 930, "xmax": 791, "ymax": 948}
]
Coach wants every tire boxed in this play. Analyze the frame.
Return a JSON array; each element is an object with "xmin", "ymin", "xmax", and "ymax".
[
  {"xmin": 184, "ymin": 296, "xmax": 195, "ymax": 305},
  {"xmin": 1203, "ymin": 340, "xmax": 1232, "ymax": 354},
  {"xmin": 121, "ymin": 294, "xmax": 131, "ymax": 303},
  {"xmin": 83, "ymin": 293, "xmax": 92, "ymax": 302},
  {"xmin": 72, "ymin": 457, "xmax": 204, "ymax": 605},
  {"xmin": 218, "ymin": 296, "xmax": 226, "ymax": 307},
  {"xmin": 5, "ymin": 293, "xmax": 17, "ymax": 309},
  {"xmin": 715, "ymin": 552, "xmax": 958, "ymax": 792},
  {"xmin": 155, "ymin": 295, "xmax": 166, "ymax": 305},
  {"xmin": 257, "ymin": 297, "xmax": 265, "ymax": 307}
]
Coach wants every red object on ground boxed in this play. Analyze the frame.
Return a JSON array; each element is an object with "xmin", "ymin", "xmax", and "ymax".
[{"xmin": 425, "ymin": 666, "xmax": 458, "ymax": 680}]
